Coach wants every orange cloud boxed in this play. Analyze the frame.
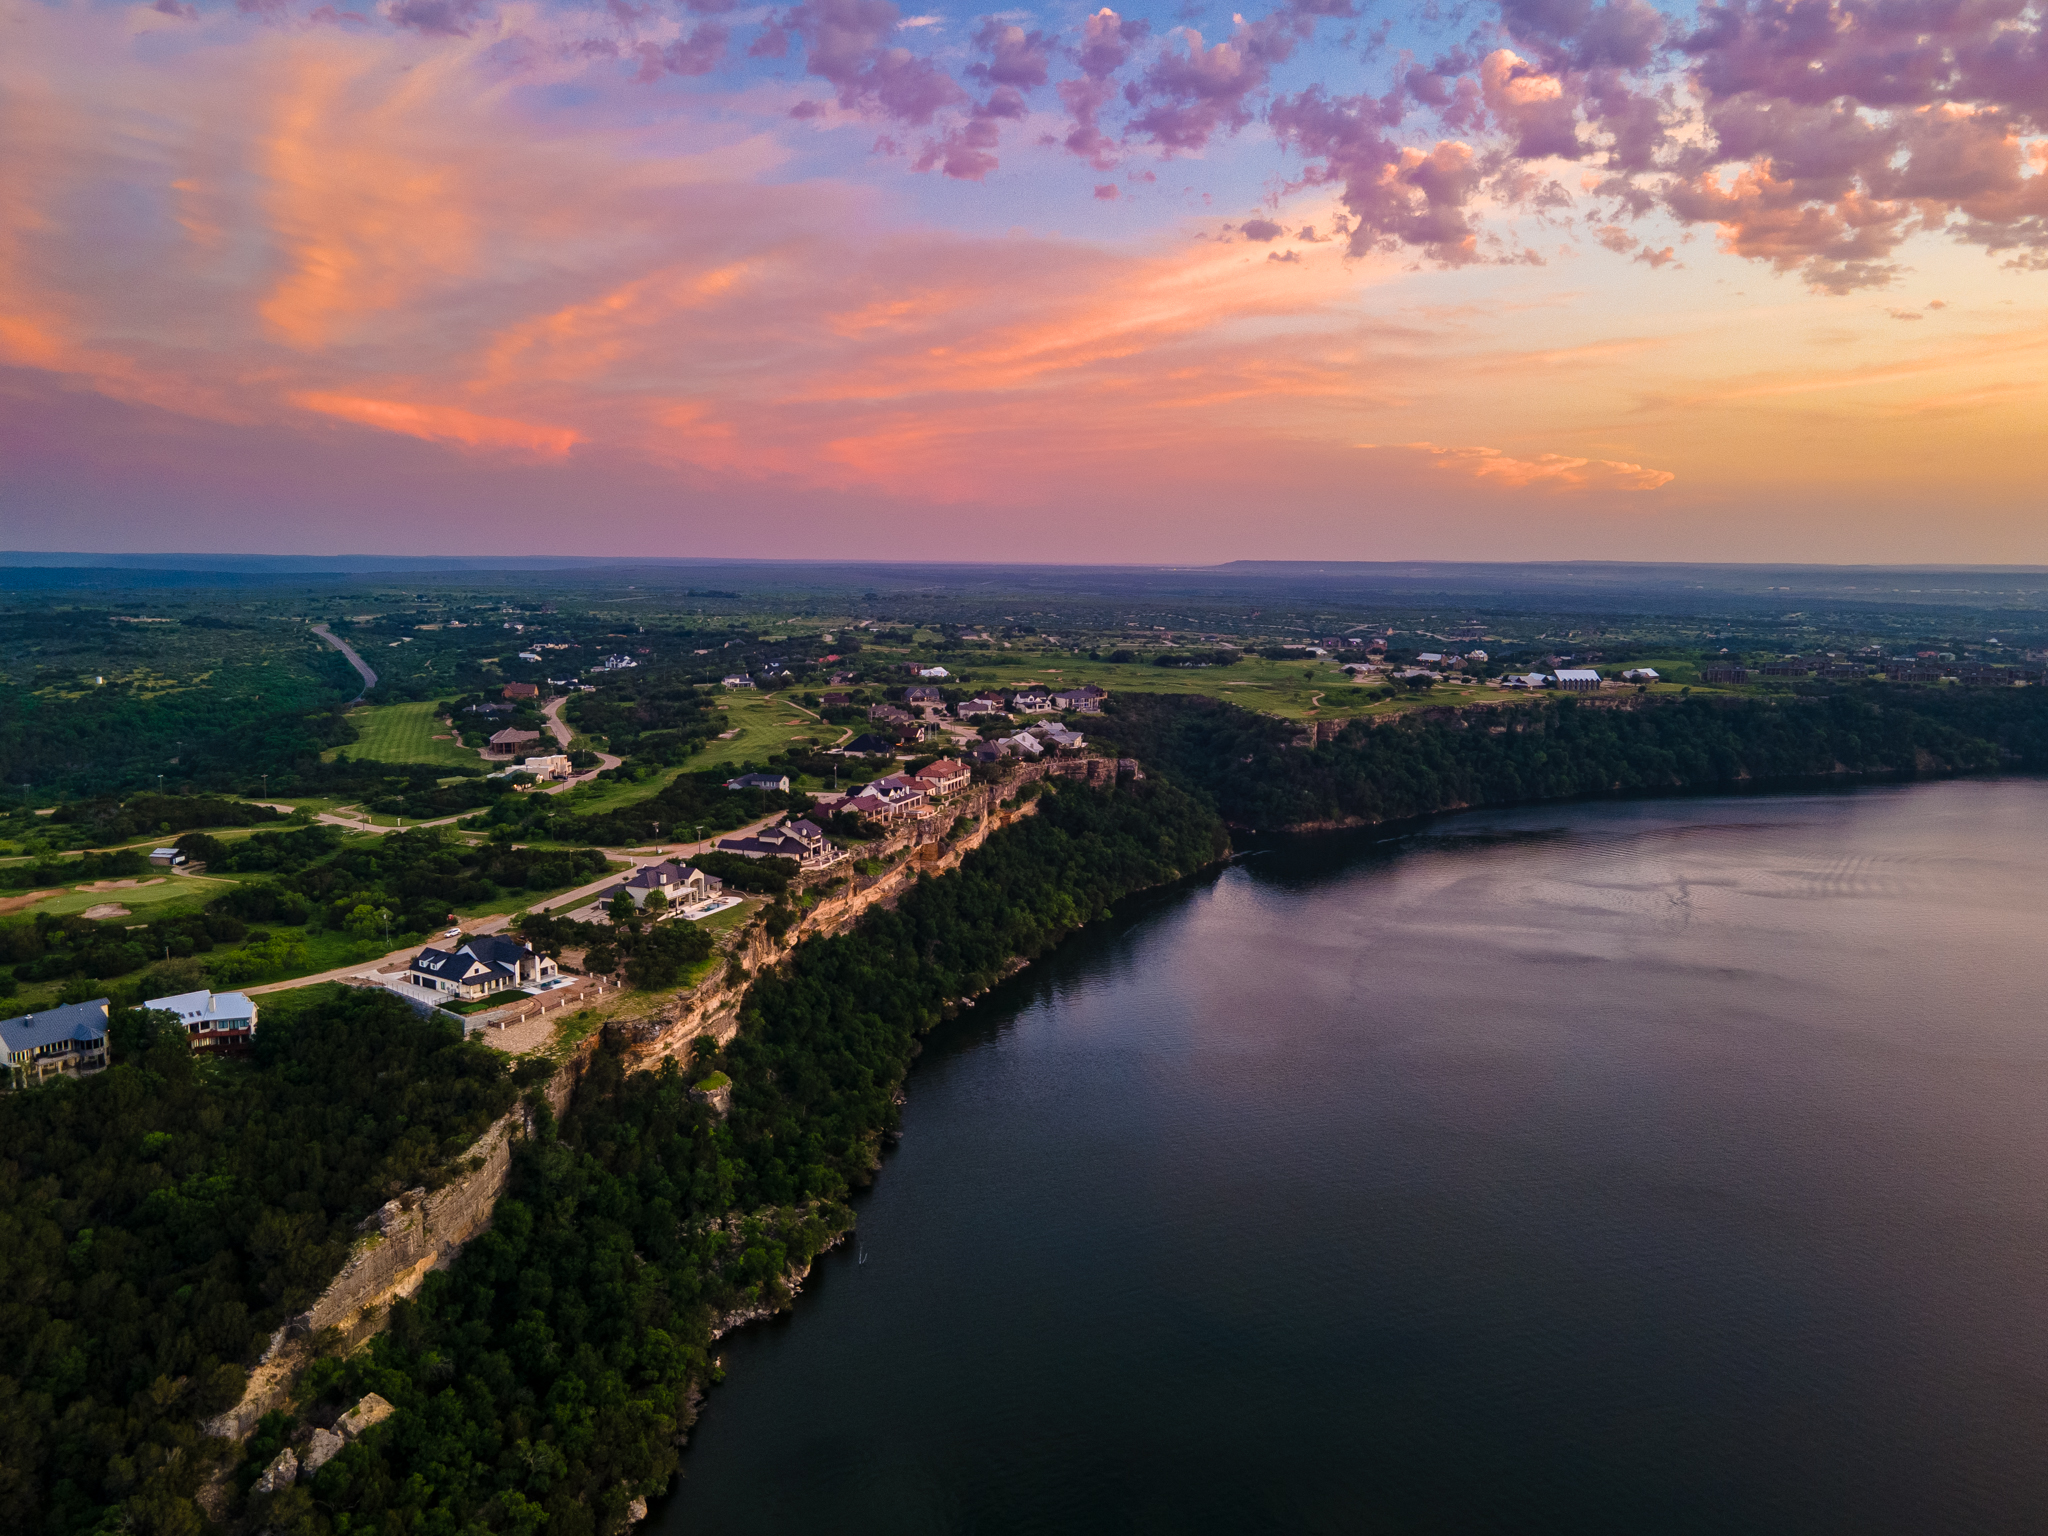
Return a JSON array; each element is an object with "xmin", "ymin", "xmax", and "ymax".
[
  {"xmin": 1362, "ymin": 441, "xmax": 1676, "ymax": 491},
  {"xmin": 292, "ymin": 392, "xmax": 581, "ymax": 456}
]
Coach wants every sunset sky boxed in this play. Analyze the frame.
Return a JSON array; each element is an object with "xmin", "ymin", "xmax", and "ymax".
[{"xmin": 3, "ymin": 0, "xmax": 2045, "ymax": 562}]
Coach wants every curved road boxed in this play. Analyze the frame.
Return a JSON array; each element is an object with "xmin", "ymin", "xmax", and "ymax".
[
  {"xmin": 312, "ymin": 623, "xmax": 378, "ymax": 702},
  {"xmin": 540, "ymin": 695, "xmax": 623, "ymax": 790}
]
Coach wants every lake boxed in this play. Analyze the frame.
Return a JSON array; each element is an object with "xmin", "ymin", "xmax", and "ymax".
[{"xmin": 661, "ymin": 780, "xmax": 2048, "ymax": 1534}]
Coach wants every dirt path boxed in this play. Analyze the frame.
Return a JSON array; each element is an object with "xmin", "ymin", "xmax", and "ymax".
[{"xmin": 311, "ymin": 623, "xmax": 378, "ymax": 702}]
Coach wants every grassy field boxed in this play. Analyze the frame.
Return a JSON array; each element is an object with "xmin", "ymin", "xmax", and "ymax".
[
  {"xmin": 324, "ymin": 701, "xmax": 481, "ymax": 769},
  {"xmin": 692, "ymin": 691, "xmax": 834, "ymax": 770}
]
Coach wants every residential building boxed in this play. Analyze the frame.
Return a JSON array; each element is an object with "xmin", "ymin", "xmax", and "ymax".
[
  {"xmin": 841, "ymin": 733, "xmax": 897, "ymax": 755},
  {"xmin": 1553, "ymin": 668, "xmax": 1602, "ymax": 693},
  {"xmin": 502, "ymin": 682, "xmax": 539, "ymax": 701},
  {"xmin": 722, "ymin": 674, "xmax": 756, "ymax": 689},
  {"xmin": 1, "ymin": 998, "xmax": 111, "ymax": 1087},
  {"xmin": 718, "ymin": 818, "xmax": 839, "ymax": 867},
  {"xmin": 869, "ymin": 704, "xmax": 914, "ymax": 726},
  {"xmin": 821, "ymin": 692, "xmax": 852, "ymax": 708},
  {"xmin": 1050, "ymin": 685, "xmax": 1106, "ymax": 714},
  {"xmin": 913, "ymin": 758, "xmax": 971, "ymax": 797},
  {"xmin": 1417, "ymin": 652, "xmax": 1446, "ymax": 664},
  {"xmin": 997, "ymin": 730, "xmax": 1045, "ymax": 758},
  {"xmin": 488, "ymin": 728, "xmax": 543, "ymax": 754},
  {"xmin": 596, "ymin": 860, "xmax": 721, "ymax": 912},
  {"xmin": 1701, "ymin": 665, "xmax": 1750, "ymax": 684},
  {"xmin": 142, "ymin": 988, "xmax": 257, "ymax": 1053},
  {"xmin": 955, "ymin": 696, "xmax": 1004, "ymax": 717},
  {"xmin": 1621, "ymin": 668, "xmax": 1660, "ymax": 682},
  {"xmin": 1760, "ymin": 661, "xmax": 1812, "ymax": 677},
  {"xmin": 905, "ymin": 685, "xmax": 944, "ymax": 705},
  {"xmin": 519, "ymin": 755, "xmax": 572, "ymax": 779},
  {"xmin": 149, "ymin": 846, "xmax": 186, "ymax": 868},
  {"xmin": 726, "ymin": 772, "xmax": 792, "ymax": 792},
  {"xmin": 1010, "ymin": 687, "xmax": 1054, "ymax": 714},
  {"xmin": 406, "ymin": 935, "xmax": 558, "ymax": 1001},
  {"xmin": 1030, "ymin": 722, "xmax": 1086, "ymax": 750}
]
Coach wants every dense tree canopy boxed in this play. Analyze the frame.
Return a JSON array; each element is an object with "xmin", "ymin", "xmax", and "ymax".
[{"xmin": 0, "ymin": 990, "xmax": 517, "ymax": 1536}]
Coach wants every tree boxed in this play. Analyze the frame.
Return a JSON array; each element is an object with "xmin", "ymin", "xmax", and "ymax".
[
  {"xmin": 606, "ymin": 890, "xmax": 638, "ymax": 925},
  {"xmin": 643, "ymin": 888, "xmax": 669, "ymax": 915}
]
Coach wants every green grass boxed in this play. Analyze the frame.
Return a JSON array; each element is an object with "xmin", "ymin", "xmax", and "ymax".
[
  {"xmin": 691, "ymin": 897, "xmax": 758, "ymax": 935},
  {"xmin": 688, "ymin": 692, "xmax": 831, "ymax": 770},
  {"xmin": 28, "ymin": 873, "xmax": 235, "ymax": 922},
  {"xmin": 446, "ymin": 990, "xmax": 532, "ymax": 1015},
  {"xmin": 452, "ymin": 864, "xmax": 633, "ymax": 920},
  {"xmin": 544, "ymin": 766, "xmax": 690, "ymax": 818},
  {"xmin": 323, "ymin": 701, "xmax": 482, "ymax": 769}
]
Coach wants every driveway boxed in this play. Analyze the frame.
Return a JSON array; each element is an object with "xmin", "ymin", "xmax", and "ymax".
[{"xmin": 539, "ymin": 696, "xmax": 623, "ymax": 791}]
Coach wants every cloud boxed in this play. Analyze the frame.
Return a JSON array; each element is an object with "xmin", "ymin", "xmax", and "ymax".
[
  {"xmin": 1361, "ymin": 440, "xmax": 1676, "ymax": 490},
  {"xmin": 783, "ymin": 0, "xmax": 967, "ymax": 125},
  {"xmin": 1239, "ymin": 217, "xmax": 1283, "ymax": 240},
  {"xmin": 387, "ymin": 0, "xmax": 487, "ymax": 36},
  {"xmin": 292, "ymin": 393, "xmax": 582, "ymax": 456}
]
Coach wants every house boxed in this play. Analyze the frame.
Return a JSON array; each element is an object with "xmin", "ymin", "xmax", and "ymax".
[
  {"xmin": 726, "ymin": 772, "xmax": 792, "ymax": 792},
  {"xmin": 502, "ymin": 682, "xmax": 539, "ymax": 701},
  {"xmin": 718, "ymin": 818, "xmax": 838, "ymax": 867},
  {"xmin": 518, "ymin": 651, "xmax": 543, "ymax": 663},
  {"xmin": 722, "ymin": 674, "xmax": 756, "ymax": 689},
  {"xmin": 997, "ymin": 730, "xmax": 1045, "ymax": 758},
  {"xmin": 841, "ymin": 733, "xmax": 897, "ymax": 755},
  {"xmin": 969, "ymin": 740, "xmax": 1007, "ymax": 765},
  {"xmin": 1622, "ymin": 668, "xmax": 1660, "ymax": 683},
  {"xmin": 905, "ymin": 685, "xmax": 944, "ymax": 705},
  {"xmin": 1702, "ymin": 665, "xmax": 1749, "ymax": 684},
  {"xmin": 913, "ymin": 758, "xmax": 971, "ymax": 797},
  {"xmin": 599, "ymin": 860, "xmax": 721, "ymax": 912},
  {"xmin": 955, "ymin": 696, "xmax": 1004, "ymax": 717},
  {"xmin": 1553, "ymin": 668, "xmax": 1602, "ymax": 693},
  {"xmin": 488, "ymin": 728, "xmax": 542, "ymax": 754},
  {"xmin": 406, "ymin": 934, "xmax": 558, "ymax": 1001},
  {"xmin": 1030, "ymin": 722, "xmax": 1086, "ymax": 750},
  {"xmin": 1010, "ymin": 687, "xmax": 1054, "ymax": 714},
  {"xmin": 149, "ymin": 847, "xmax": 186, "ymax": 868},
  {"xmin": 821, "ymin": 692, "xmax": 852, "ymax": 708},
  {"xmin": 1, "ymin": 998, "xmax": 111, "ymax": 1087},
  {"xmin": 142, "ymin": 988, "xmax": 257, "ymax": 1053},
  {"xmin": 1050, "ymin": 685, "xmax": 1106, "ymax": 714},
  {"xmin": 520, "ymin": 755, "xmax": 572, "ymax": 779},
  {"xmin": 1464, "ymin": 650, "xmax": 1489, "ymax": 663},
  {"xmin": 915, "ymin": 666, "xmax": 950, "ymax": 679},
  {"xmin": 1417, "ymin": 652, "xmax": 1446, "ymax": 665},
  {"xmin": 869, "ymin": 704, "xmax": 913, "ymax": 726}
]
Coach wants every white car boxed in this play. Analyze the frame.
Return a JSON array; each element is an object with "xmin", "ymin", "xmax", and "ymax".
[{"xmin": 443, "ymin": 927, "xmax": 462, "ymax": 938}]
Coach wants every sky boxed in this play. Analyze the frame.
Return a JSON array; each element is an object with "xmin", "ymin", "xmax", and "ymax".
[{"xmin": 2, "ymin": 0, "xmax": 2045, "ymax": 563}]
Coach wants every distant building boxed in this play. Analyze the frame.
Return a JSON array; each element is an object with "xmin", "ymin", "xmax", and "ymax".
[
  {"xmin": 142, "ymin": 989, "xmax": 257, "ymax": 1054},
  {"xmin": 821, "ymin": 692, "xmax": 852, "ymax": 708},
  {"xmin": 1010, "ymin": 688, "xmax": 1054, "ymax": 714},
  {"xmin": 488, "ymin": 728, "xmax": 542, "ymax": 754},
  {"xmin": 1701, "ymin": 665, "xmax": 1749, "ymax": 684},
  {"xmin": 726, "ymin": 772, "xmax": 791, "ymax": 792},
  {"xmin": 1050, "ymin": 685, "xmax": 1106, "ymax": 714},
  {"xmin": 955, "ymin": 696, "xmax": 1004, "ymax": 717},
  {"xmin": 1, "ymin": 998, "xmax": 111, "ymax": 1087},
  {"xmin": 905, "ymin": 685, "xmax": 944, "ymax": 705},
  {"xmin": 722, "ymin": 674, "xmax": 755, "ymax": 689},
  {"xmin": 1621, "ymin": 668, "xmax": 1660, "ymax": 683},
  {"xmin": 841, "ymin": 733, "xmax": 897, "ymax": 755},
  {"xmin": 1552, "ymin": 668, "xmax": 1602, "ymax": 693},
  {"xmin": 502, "ymin": 682, "xmax": 539, "ymax": 701},
  {"xmin": 149, "ymin": 847, "xmax": 186, "ymax": 868}
]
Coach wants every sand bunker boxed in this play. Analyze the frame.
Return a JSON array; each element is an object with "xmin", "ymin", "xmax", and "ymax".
[
  {"xmin": 0, "ymin": 889, "xmax": 62, "ymax": 916},
  {"xmin": 82, "ymin": 903, "xmax": 133, "ymax": 920},
  {"xmin": 78, "ymin": 877, "xmax": 167, "ymax": 892}
]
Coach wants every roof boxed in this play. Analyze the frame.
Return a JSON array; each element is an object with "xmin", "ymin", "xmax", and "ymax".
[
  {"xmin": 1554, "ymin": 668, "xmax": 1602, "ymax": 682},
  {"xmin": 0, "ymin": 998, "xmax": 110, "ymax": 1055},
  {"xmin": 460, "ymin": 933, "xmax": 539, "ymax": 968},
  {"xmin": 844, "ymin": 734, "xmax": 894, "ymax": 753},
  {"xmin": 726, "ymin": 773, "xmax": 791, "ymax": 790},
  {"xmin": 144, "ymin": 989, "xmax": 257, "ymax": 1025},
  {"xmin": 410, "ymin": 947, "xmax": 491, "ymax": 980},
  {"xmin": 625, "ymin": 860, "xmax": 698, "ymax": 889}
]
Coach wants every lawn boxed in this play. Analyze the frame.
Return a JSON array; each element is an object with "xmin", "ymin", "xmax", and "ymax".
[
  {"xmin": 323, "ymin": 701, "xmax": 481, "ymax": 769},
  {"xmin": 689, "ymin": 691, "xmax": 833, "ymax": 770},
  {"xmin": 22, "ymin": 872, "xmax": 234, "ymax": 922},
  {"xmin": 452, "ymin": 863, "xmax": 634, "ymax": 920}
]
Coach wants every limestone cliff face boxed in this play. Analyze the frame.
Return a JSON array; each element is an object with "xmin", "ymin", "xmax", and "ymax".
[{"xmin": 205, "ymin": 1055, "xmax": 585, "ymax": 1442}]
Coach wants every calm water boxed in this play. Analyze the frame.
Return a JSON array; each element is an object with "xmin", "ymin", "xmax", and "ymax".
[{"xmin": 663, "ymin": 780, "xmax": 2048, "ymax": 1535}]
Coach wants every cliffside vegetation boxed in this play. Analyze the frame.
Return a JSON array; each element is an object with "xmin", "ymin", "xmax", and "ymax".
[
  {"xmin": 1091, "ymin": 685, "xmax": 2048, "ymax": 830},
  {"xmin": 0, "ymin": 991, "xmax": 518, "ymax": 1536},
  {"xmin": 232, "ymin": 778, "xmax": 1229, "ymax": 1536}
]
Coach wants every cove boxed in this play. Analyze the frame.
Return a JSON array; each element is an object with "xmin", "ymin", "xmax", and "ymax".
[{"xmin": 661, "ymin": 778, "xmax": 2048, "ymax": 1535}]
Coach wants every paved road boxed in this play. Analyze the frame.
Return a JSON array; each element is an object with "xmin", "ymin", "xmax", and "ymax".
[
  {"xmin": 540, "ymin": 696, "xmax": 623, "ymax": 791},
  {"xmin": 311, "ymin": 623, "xmax": 378, "ymax": 702}
]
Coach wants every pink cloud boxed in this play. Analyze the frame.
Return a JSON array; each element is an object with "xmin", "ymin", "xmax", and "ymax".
[{"xmin": 1362, "ymin": 441, "xmax": 1676, "ymax": 490}]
